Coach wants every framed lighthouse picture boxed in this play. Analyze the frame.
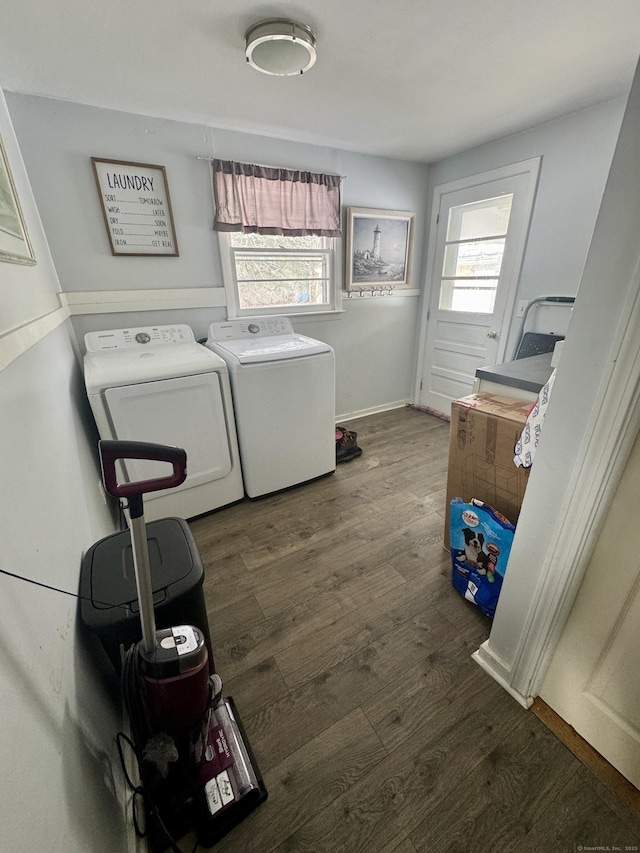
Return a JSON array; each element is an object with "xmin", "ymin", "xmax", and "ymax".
[{"xmin": 345, "ymin": 207, "xmax": 414, "ymax": 291}]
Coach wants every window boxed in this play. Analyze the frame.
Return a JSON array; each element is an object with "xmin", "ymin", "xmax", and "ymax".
[
  {"xmin": 211, "ymin": 159, "xmax": 342, "ymax": 317},
  {"xmin": 220, "ymin": 232, "xmax": 338, "ymax": 317},
  {"xmin": 438, "ymin": 193, "xmax": 514, "ymax": 314}
]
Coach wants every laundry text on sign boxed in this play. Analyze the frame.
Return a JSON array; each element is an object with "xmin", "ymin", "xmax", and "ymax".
[{"xmin": 105, "ymin": 172, "xmax": 155, "ymax": 192}]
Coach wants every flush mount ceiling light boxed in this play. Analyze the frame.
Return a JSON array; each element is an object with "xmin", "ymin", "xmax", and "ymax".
[{"xmin": 245, "ymin": 19, "xmax": 317, "ymax": 76}]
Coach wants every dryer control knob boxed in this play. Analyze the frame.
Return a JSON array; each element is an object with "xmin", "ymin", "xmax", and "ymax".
[
  {"xmin": 248, "ymin": 323, "xmax": 260, "ymax": 334},
  {"xmin": 135, "ymin": 332, "xmax": 151, "ymax": 344}
]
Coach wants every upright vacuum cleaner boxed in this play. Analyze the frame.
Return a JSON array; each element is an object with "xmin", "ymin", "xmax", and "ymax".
[{"xmin": 96, "ymin": 439, "xmax": 267, "ymax": 851}]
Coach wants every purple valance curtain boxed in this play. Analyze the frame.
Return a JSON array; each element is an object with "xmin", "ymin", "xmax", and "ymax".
[{"xmin": 212, "ymin": 159, "xmax": 342, "ymax": 237}]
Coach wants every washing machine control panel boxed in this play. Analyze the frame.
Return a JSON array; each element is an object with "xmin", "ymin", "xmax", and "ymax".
[
  {"xmin": 208, "ymin": 316, "xmax": 293, "ymax": 341},
  {"xmin": 85, "ymin": 324, "xmax": 195, "ymax": 352}
]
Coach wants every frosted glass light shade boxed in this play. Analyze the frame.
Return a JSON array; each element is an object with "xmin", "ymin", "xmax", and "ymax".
[{"xmin": 245, "ymin": 20, "xmax": 317, "ymax": 76}]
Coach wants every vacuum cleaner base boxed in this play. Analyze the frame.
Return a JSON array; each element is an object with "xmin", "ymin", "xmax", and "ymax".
[
  {"xmin": 195, "ymin": 695, "xmax": 268, "ymax": 849},
  {"xmin": 142, "ymin": 695, "xmax": 267, "ymax": 852}
]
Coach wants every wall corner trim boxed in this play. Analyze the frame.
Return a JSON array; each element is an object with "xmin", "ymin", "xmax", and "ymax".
[
  {"xmin": 508, "ymin": 257, "xmax": 640, "ymax": 701},
  {"xmin": 472, "ymin": 642, "xmax": 534, "ymax": 709},
  {"xmin": 0, "ymin": 305, "xmax": 69, "ymax": 371}
]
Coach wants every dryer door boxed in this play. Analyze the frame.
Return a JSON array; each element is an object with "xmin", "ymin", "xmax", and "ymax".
[{"xmin": 105, "ymin": 373, "xmax": 232, "ymax": 493}]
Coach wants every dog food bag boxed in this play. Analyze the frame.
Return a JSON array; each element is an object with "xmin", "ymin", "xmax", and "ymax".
[{"xmin": 449, "ymin": 497, "xmax": 516, "ymax": 618}]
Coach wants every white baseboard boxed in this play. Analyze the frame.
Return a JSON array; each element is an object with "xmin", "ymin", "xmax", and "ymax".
[
  {"xmin": 336, "ymin": 400, "xmax": 410, "ymax": 422},
  {"xmin": 472, "ymin": 641, "xmax": 533, "ymax": 709}
]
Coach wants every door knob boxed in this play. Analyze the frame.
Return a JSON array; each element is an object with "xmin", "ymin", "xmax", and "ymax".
[{"xmin": 487, "ymin": 330, "xmax": 498, "ymax": 339}]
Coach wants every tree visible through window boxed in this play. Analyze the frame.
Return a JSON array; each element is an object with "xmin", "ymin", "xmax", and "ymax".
[
  {"xmin": 230, "ymin": 233, "xmax": 331, "ymax": 311},
  {"xmin": 212, "ymin": 159, "xmax": 341, "ymax": 317}
]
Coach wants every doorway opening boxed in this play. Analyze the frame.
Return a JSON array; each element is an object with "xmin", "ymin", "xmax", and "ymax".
[{"xmin": 415, "ymin": 158, "xmax": 541, "ymax": 415}]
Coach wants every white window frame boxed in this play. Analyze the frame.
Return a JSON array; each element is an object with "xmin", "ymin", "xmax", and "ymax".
[{"xmin": 218, "ymin": 232, "xmax": 342, "ymax": 318}]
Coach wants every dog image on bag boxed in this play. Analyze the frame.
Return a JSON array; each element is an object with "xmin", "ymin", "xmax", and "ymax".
[
  {"xmin": 450, "ymin": 498, "xmax": 515, "ymax": 618},
  {"xmin": 462, "ymin": 527, "xmax": 485, "ymax": 566},
  {"xmin": 460, "ymin": 529, "xmax": 498, "ymax": 581}
]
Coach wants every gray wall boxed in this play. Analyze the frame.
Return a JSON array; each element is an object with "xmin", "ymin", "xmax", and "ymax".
[
  {"xmin": 480, "ymin": 59, "xmax": 640, "ymax": 691},
  {"xmin": 0, "ymin": 89, "xmax": 125, "ymax": 851},
  {"xmin": 6, "ymin": 94, "xmax": 624, "ymax": 420},
  {"xmin": 6, "ymin": 94, "xmax": 431, "ymax": 420},
  {"xmin": 423, "ymin": 97, "xmax": 626, "ymax": 357}
]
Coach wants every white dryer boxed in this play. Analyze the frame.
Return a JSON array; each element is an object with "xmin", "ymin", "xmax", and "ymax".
[
  {"xmin": 206, "ymin": 317, "xmax": 335, "ymax": 498},
  {"xmin": 84, "ymin": 324, "xmax": 244, "ymax": 521}
]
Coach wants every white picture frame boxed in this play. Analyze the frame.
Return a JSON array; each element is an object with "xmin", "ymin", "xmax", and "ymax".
[
  {"xmin": 0, "ymin": 136, "xmax": 36, "ymax": 265},
  {"xmin": 345, "ymin": 206, "xmax": 414, "ymax": 291}
]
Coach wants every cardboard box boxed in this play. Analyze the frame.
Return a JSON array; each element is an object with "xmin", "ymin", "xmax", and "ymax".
[{"xmin": 444, "ymin": 393, "xmax": 532, "ymax": 548}]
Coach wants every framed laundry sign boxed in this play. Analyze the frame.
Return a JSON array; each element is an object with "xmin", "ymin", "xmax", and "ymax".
[{"xmin": 91, "ymin": 158, "xmax": 179, "ymax": 256}]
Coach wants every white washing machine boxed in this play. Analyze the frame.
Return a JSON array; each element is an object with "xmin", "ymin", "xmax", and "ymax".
[
  {"xmin": 83, "ymin": 324, "xmax": 244, "ymax": 521},
  {"xmin": 206, "ymin": 317, "xmax": 335, "ymax": 498}
]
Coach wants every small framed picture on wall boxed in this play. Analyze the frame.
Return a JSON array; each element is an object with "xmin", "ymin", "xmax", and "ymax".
[
  {"xmin": 345, "ymin": 207, "xmax": 414, "ymax": 291},
  {"xmin": 0, "ymin": 136, "xmax": 36, "ymax": 265}
]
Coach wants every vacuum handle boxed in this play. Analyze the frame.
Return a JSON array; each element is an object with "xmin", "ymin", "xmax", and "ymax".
[
  {"xmin": 99, "ymin": 439, "xmax": 187, "ymax": 500},
  {"xmin": 98, "ymin": 439, "xmax": 186, "ymax": 654}
]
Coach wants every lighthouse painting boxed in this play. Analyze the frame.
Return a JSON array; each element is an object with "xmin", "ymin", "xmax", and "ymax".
[{"xmin": 346, "ymin": 207, "xmax": 414, "ymax": 290}]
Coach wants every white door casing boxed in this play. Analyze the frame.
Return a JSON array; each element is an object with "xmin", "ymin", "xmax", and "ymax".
[{"xmin": 415, "ymin": 158, "xmax": 541, "ymax": 415}]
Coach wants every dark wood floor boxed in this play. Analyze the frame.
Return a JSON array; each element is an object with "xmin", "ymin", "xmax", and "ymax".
[{"xmin": 185, "ymin": 407, "xmax": 640, "ymax": 853}]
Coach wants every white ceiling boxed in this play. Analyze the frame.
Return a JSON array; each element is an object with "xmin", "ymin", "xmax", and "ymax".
[{"xmin": 2, "ymin": 0, "xmax": 639, "ymax": 163}]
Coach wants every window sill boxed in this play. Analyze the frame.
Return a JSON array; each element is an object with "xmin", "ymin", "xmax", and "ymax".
[
  {"xmin": 228, "ymin": 309, "xmax": 346, "ymax": 322},
  {"xmin": 344, "ymin": 288, "xmax": 420, "ymax": 298}
]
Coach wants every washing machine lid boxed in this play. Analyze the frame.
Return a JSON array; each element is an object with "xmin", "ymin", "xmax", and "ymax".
[
  {"xmin": 84, "ymin": 325, "xmax": 227, "ymax": 393},
  {"xmin": 208, "ymin": 318, "xmax": 331, "ymax": 364},
  {"xmin": 214, "ymin": 333, "xmax": 331, "ymax": 364}
]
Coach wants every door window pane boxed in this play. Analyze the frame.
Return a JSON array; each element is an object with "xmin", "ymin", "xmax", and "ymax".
[
  {"xmin": 440, "ymin": 194, "xmax": 513, "ymax": 313},
  {"xmin": 440, "ymin": 279, "xmax": 500, "ymax": 313},
  {"xmin": 442, "ymin": 239, "xmax": 507, "ymax": 278},
  {"xmin": 446, "ymin": 194, "xmax": 513, "ymax": 241}
]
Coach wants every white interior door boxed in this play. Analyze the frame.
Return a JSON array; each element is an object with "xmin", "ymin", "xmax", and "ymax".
[
  {"xmin": 540, "ymin": 430, "xmax": 640, "ymax": 788},
  {"xmin": 416, "ymin": 159, "xmax": 540, "ymax": 415}
]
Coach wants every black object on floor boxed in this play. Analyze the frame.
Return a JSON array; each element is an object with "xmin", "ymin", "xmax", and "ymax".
[
  {"xmin": 195, "ymin": 695, "xmax": 269, "ymax": 849},
  {"xmin": 336, "ymin": 426, "xmax": 363, "ymax": 463},
  {"xmin": 79, "ymin": 516, "xmax": 214, "ymax": 674}
]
